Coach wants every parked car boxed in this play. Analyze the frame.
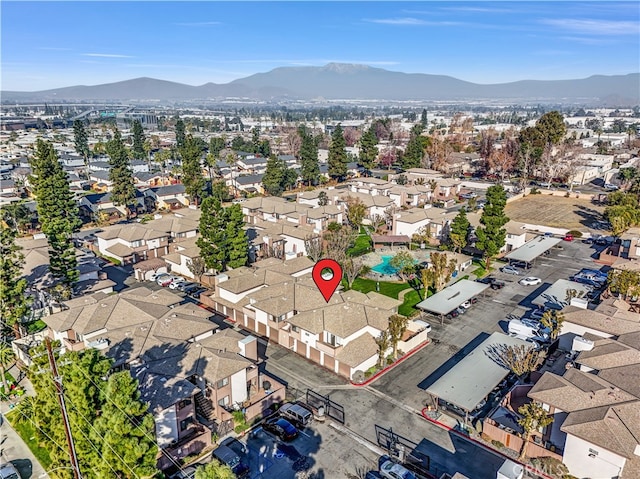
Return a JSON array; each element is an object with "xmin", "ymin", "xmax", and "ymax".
[
  {"xmin": 378, "ymin": 456, "xmax": 416, "ymax": 479},
  {"xmin": 445, "ymin": 309, "xmax": 460, "ymax": 319},
  {"xmin": 262, "ymin": 417, "xmax": 298, "ymax": 441},
  {"xmin": 519, "ymin": 277, "xmax": 541, "ymax": 286},
  {"xmin": 220, "ymin": 437, "xmax": 248, "ymax": 456},
  {"xmin": 153, "ymin": 272, "xmax": 170, "ymax": 284},
  {"xmin": 510, "ymin": 260, "xmax": 531, "ymax": 269},
  {"xmin": 168, "ymin": 278, "xmax": 187, "ymax": 289},
  {"xmin": 188, "ymin": 287, "xmax": 206, "ymax": 299},
  {"xmin": 279, "ymin": 402, "xmax": 313, "ymax": 428},
  {"xmin": 455, "ymin": 306, "xmax": 467, "ymax": 315},
  {"xmin": 157, "ymin": 275, "xmax": 178, "ymax": 287},
  {"xmin": 175, "ymin": 281, "xmax": 197, "ymax": 292},
  {"xmin": 563, "ymin": 234, "xmax": 574, "ymax": 242},
  {"xmin": 500, "ymin": 265, "xmax": 520, "ymax": 275},
  {"xmin": 460, "ymin": 192, "xmax": 477, "ymax": 199},
  {"xmin": 460, "ymin": 300, "xmax": 472, "ymax": 309},
  {"xmin": 529, "ymin": 308, "xmax": 548, "ymax": 320},
  {"xmin": 0, "ymin": 463, "xmax": 22, "ymax": 479},
  {"xmin": 538, "ymin": 181, "xmax": 552, "ymax": 188},
  {"xmin": 212, "ymin": 445, "xmax": 250, "ymax": 478},
  {"xmin": 604, "ymin": 183, "xmax": 619, "ymax": 190},
  {"xmin": 182, "ymin": 283, "xmax": 201, "ymax": 294}
]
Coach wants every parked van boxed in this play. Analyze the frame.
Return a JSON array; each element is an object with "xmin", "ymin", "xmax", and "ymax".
[
  {"xmin": 279, "ymin": 402, "xmax": 313, "ymax": 427},
  {"xmin": 508, "ymin": 319, "xmax": 548, "ymax": 340},
  {"xmin": 212, "ymin": 445, "xmax": 249, "ymax": 478}
]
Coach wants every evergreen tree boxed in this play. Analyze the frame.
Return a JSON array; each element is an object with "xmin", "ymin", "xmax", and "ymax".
[
  {"xmin": 175, "ymin": 118, "xmax": 186, "ymax": 150},
  {"xmin": 262, "ymin": 155, "xmax": 286, "ymax": 196},
  {"xmin": 131, "ymin": 119, "xmax": 146, "ymax": 160},
  {"xmin": 30, "ymin": 140, "xmax": 81, "ymax": 286},
  {"xmin": 195, "ymin": 461, "xmax": 236, "ymax": 479},
  {"xmin": 92, "ymin": 371, "xmax": 158, "ymax": 478},
  {"xmin": 475, "ymin": 184, "xmax": 509, "ymax": 269},
  {"xmin": 299, "ymin": 127, "xmax": 319, "ymax": 186},
  {"xmin": 358, "ymin": 126, "xmax": 378, "ymax": 171},
  {"xmin": 402, "ymin": 125, "xmax": 425, "ymax": 170},
  {"xmin": 197, "ymin": 197, "xmax": 248, "ymax": 272},
  {"xmin": 251, "ymin": 127, "xmax": 261, "ymax": 154},
  {"xmin": 209, "ymin": 137, "xmax": 225, "ymax": 158},
  {"xmin": 73, "ymin": 119, "xmax": 90, "ymax": 162},
  {"xmin": 0, "ymin": 226, "xmax": 30, "ymax": 338},
  {"xmin": 328, "ymin": 124, "xmax": 348, "ymax": 180},
  {"xmin": 448, "ymin": 207, "xmax": 470, "ymax": 253},
  {"xmin": 106, "ymin": 129, "xmax": 137, "ymax": 215},
  {"xmin": 258, "ymin": 139, "xmax": 271, "ymax": 157},
  {"xmin": 420, "ymin": 108, "xmax": 428, "ymax": 128},
  {"xmin": 181, "ymin": 135, "xmax": 206, "ymax": 205}
]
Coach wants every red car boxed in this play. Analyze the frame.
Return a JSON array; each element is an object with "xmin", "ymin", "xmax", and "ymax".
[{"xmin": 563, "ymin": 234, "xmax": 574, "ymax": 242}]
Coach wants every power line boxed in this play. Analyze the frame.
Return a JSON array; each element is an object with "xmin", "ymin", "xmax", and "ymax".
[{"xmin": 45, "ymin": 337, "xmax": 82, "ymax": 479}]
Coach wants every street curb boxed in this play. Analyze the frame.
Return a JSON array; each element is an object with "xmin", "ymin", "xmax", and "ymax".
[
  {"xmin": 419, "ymin": 408, "xmax": 553, "ymax": 479},
  {"xmin": 350, "ymin": 339, "xmax": 431, "ymax": 387}
]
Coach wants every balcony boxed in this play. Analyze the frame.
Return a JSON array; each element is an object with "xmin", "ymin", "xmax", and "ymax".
[
  {"xmin": 62, "ymin": 337, "xmax": 86, "ymax": 352},
  {"xmin": 316, "ymin": 341, "xmax": 343, "ymax": 356}
]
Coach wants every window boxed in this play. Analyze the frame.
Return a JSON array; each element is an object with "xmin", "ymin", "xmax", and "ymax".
[
  {"xmin": 218, "ymin": 396, "xmax": 229, "ymax": 407},
  {"xmin": 292, "ymin": 325, "xmax": 300, "ymax": 333},
  {"xmin": 131, "ymin": 240, "xmax": 143, "ymax": 248},
  {"xmin": 216, "ymin": 378, "xmax": 228, "ymax": 389},
  {"xmin": 325, "ymin": 332, "xmax": 339, "ymax": 347},
  {"xmin": 178, "ymin": 399, "xmax": 192, "ymax": 410},
  {"xmin": 180, "ymin": 416, "xmax": 193, "ymax": 431}
]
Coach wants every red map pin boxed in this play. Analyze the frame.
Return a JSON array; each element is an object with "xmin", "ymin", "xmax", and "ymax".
[{"xmin": 312, "ymin": 259, "xmax": 342, "ymax": 303}]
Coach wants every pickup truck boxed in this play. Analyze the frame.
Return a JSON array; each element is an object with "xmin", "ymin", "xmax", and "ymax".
[{"xmin": 478, "ymin": 276, "xmax": 506, "ymax": 290}]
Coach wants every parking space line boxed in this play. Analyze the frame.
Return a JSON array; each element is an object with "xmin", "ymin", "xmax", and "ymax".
[{"xmin": 492, "ymin": 299, "xmax": 505, "ymax": 304}]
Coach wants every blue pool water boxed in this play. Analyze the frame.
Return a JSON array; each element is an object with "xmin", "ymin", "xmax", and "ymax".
[{"xmin": 371, "ymin": 255, "xmax": 399, "ymax": 275}]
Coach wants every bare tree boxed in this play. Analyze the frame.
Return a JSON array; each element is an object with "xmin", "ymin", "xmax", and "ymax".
[
  {"xmin": 375, "ymin": 331, "xmax": 390, "ymax": 368},
  {"xmin": 304, "ymin": 234, "xmax": 323, "ymax": 262},
  {"xmin": 488, "ymin": 148, "xmax": 516, "ymax": 182},
  {"xmin": 486, "ymin": 343, "xmax": 539, "ymax": 378},
  {"xmin": 285, "ymin": 129, "xmax": 302, "ymax": 158},
  {"xmin": 343, "ymin": 257, "xmax": 364, "ymax": 288},
  {"xmin": 187, "ymin": 257, "xmax": 207, "ymax": 282},
  {"xmin": 323, "ymin": 226, "xmax": 356, "ymax": 266}
]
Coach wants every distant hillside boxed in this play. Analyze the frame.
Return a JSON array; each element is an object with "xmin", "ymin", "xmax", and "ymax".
[{"xmin": 3, "ymin": 64, "xmax": 639, "ymax": 104}]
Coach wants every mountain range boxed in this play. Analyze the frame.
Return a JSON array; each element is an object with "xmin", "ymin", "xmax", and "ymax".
[{"xmin": 3, "ymin": 63, "xmax": 639, "ymax": 104}]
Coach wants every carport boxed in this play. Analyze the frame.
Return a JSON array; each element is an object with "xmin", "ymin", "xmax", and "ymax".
[
  {"xmin": 371, "ymin": 234, "xmax": 411, "ymax": 250},
  {"xmin": 531, "ymin": 279, "xmax": 592, "ymax": 310},
  {"xmin": 426, "ymin": 332, "xmax": 529, "ymax": 422},
  {"xmin": 504, "ymin": 235, "xmax": 562, "ymax": 266},
  {"xmin": 415, "ymin": 279, "xmax": 489, "ymax": 322}
]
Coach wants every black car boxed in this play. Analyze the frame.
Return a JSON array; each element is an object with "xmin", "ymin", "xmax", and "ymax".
[
  {"xmin": 263, "ymin": 417, "xmax": 298, "ymax": 441},
  {"xmin": 188, "ymin": 287, "xmax": 206, "ymax": 299}
]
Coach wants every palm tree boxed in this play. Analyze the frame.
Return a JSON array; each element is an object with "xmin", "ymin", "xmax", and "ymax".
[
  {"xmin": 517, "ymin": 402, "xmax": 553, "ymax": 460},
  {"xmin": 12, "ymin": 396, "xmax": 34, "ymax": 425},
  {"xmin": 388, "ymin": 314, "xmax": 409, "ymax": 360},
  {"xmin": 0, "ymin": 344, "xmax": 15, "ymax": 396}
]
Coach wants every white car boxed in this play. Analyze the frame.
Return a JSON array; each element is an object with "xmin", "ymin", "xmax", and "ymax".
[
  {"xmin": 379, "ymin": 458, "xmax": 416, "ymax": 479},
  {"xmin": 168, "ymin": 278, "xmax": 187, "ymax": 289},
  {"xmin": 519, "ymin": 277, "xmax": 541, "ymax": 286}
]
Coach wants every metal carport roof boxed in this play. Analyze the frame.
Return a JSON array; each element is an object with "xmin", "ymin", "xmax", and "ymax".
[
  {"xmin": 415, "ymin": 279, "xmax": 489, "ymax": 315},
  {"xmin": 426, "ymin": 332, "xmax": 529, "ymax": 412},
  {"xmin": 504, "ymin": 236, "xmax": 561, "ymax": 263}
]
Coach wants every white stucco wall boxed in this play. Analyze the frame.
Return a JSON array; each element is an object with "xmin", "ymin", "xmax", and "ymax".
[
  {"xmin": 563, "ymin": 434, "xmax": 626, "ymax": 479},
  {"xmin": 230, "ymin": 369, "xmax": 247, "ymax": 405},
  {"xmin": 559, "ymin": 322, "xmax": 614, "ymax": 351},
  {"xmin": 218, "ymin": 284, "xmax": 264, "ymax": 303},
  {"xmin": 395, "ymin": 218, "xmax": 430, "ymax": 237},
  {"xmin": 154, "ymin": 407, "xmax": 178, "ymax": 447}
]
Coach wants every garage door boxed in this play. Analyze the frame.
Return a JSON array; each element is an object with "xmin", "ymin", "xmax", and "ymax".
[
  {"xmin": 324, "ymin": 355, "xmax": 336, "ymax": 373},
  {"xmin": 308, "ymin": 346, "xmax": 321, "ymax": 365}
]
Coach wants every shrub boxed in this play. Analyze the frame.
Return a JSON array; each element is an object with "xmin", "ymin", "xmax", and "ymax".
[
  {"xmin": 491, "ymin": 439, "xmax": 505, "ymax": 448},
  {"xmin": 480, "ymin": 432, "xmax": 492, "ymax": 442},
  {"xmin": 566, "ymin": 230, "xmax": 583, "ymax": 238},
  {"xmin": 530, "ymin": 187, "xmax": 541, "ymax": 194}
]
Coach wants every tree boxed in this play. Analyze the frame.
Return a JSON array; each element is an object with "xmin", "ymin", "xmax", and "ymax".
[
  {"xmin": 262, "ymin": 155, "xmax": 287, "ymax": 196},
  {"xmin": 607, "ymin": 269, "xmax": 640, "ymax": 300},
  {"xmin": 30, "ymin": 140, "xmax": 81, "ymax": 286},
  {"xmin": 389, "ymin": 251, "xmax": 415, "ymax": 282},
  {"xmin": 92, "ymin": 371, "xmax": 158, "ymax": 478},
  {"xmin": 0, "ymin": 343, "xmax": 15, "ymax": 395},
  {"xmin": 517, "ymin": 402, "xmax": 553, "ymax": 461},
  {"xmin": 304, "ymin": 235, "xmax": 323, "ymax": 263},
  {"xmin": 375, "ymin": 331, "xmax": 390, "ymax": 368},
  {"xmin": 421, "ymin": 252, "xmax": 457, "ymax": 294},
  {"xmin": 358, "ymin": 126, "xmax": 378, "ymax": 171},
  {"xmin": 323, "ymin": 225, "xmax": 355, "ymax": 266},
  {"xmin": 388, "ymin": 314, "xmax": 408, "ymax": 360},
  {"xmin": 181, "ymin": 135, "xmax": 206, "ymax": 205},
  {"xmin": 1, "ymin": 202, "xmax": 32, "ymax": 235},
  {"xmin": 73, "ymin": 120, "xmax": 90, "ymax": 174},
  {"xmin": 318, "ymin": 191, "xmax": 328, "ymax": 206},
  {"xmin": 251, "ymin": 127, "xmax": 261, "ymax": 154},
  {"xmin": 420, "ymin": 109, "xmax": 428, "ymax": 128},
  {"xmin": 618, "ymin": 167, "xmax": 638, "ymax": 190},
  {"xmin": 448, "ymin": 208, "xmax": 470, "ymax": 253},
  {"xmin": 175, "ymin": 118, "xmax": 186, "ymax": 149},
  {"xmin": 299, "ymin": 127, "xmax": 320, "ymax": 186},
  {"xmin": 344, "ymin": 196, "xmax": 367, "ymax": 230},
  {"xmin": 0, "ymin": 226, "xmax": 30, "ymax": 338},
  {"xmin": 106, "ymin": 129, "xmax": 137, "ymax": 215},
  {"xmin": 343, "ymin": 257, "xmax": 364, "ymax": 288},
  {"xmin": 131, "ymin": 119, "xmax": 146, "ymax": 160},
  {"xmin": 187, "ymin": 257, "xmax": 207, "ymax": 282},
  {"xmin": 475, "ymin": 184, "xmax": 509, "ymax": 270},
  {"xmin": 194, "ymin": 460, "xmax": 236, "ymax": 479},
  {"xmin": 402, "ymin": 126, "xmax": 425, "ymax": 169},
  {"xmin": 197, "ymin": 197, "xmax": 248, "ymax": 272},
  {"xmin": 328, "ymin": 124, "xmax": 348, "ymax": 180},
  {"xmin": 540, "ymin": 310, "xmax": 565, "ymax": 341},
  {"xmin": 488, "ymin": 343, "xmax": 539, "ymax": 378}
]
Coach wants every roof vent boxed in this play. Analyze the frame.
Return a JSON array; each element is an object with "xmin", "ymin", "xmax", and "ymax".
[{"xmin": 101, "ymin": 303, "xmax": 107, "ymax": 308}]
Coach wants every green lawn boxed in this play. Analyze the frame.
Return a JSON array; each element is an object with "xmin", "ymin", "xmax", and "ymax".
[
  {"xmin": 347, "ymin": 227, "xmax": 373, "ymax": 257},
  {"xmin": 398, "ymin": 289, "xmax": 424, "ymax": 317},
  {"xmin": 5, "ymin": 410, "xmax": 52, "ymax": 469},
  {"xmin": 350, "ymin": 277, "xmax": 409, "ymax": 299}
]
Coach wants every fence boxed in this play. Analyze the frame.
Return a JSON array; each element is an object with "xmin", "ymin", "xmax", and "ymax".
[{"xmin": 306, "ymin": 389, "xmax": 345, "ymax": 424}]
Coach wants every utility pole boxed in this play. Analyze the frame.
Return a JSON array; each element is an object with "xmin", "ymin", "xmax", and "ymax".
[{"xmin": 45, "ymin": 337, "xmax": 82, "ymax": 479}]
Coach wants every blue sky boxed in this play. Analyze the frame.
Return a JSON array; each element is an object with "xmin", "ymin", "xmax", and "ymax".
[{"xmin": 2, "ymin": 1, "xmax": 639, "ymax": 91}]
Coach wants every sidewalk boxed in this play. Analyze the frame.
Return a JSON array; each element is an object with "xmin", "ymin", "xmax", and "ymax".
[{"xmin": 1, "ymin": 410, "xmax": 48, "ymax": 478}]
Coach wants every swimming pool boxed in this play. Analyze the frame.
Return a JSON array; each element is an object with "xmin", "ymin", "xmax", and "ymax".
[{"xmin": 371, "ymin": 255, "xmax": 399, "ymax": 275}]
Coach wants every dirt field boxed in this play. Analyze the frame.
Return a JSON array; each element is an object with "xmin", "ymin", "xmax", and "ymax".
[{"xmin": 505, "ymin": 195, "xmax": 606, "ymax": 231}]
